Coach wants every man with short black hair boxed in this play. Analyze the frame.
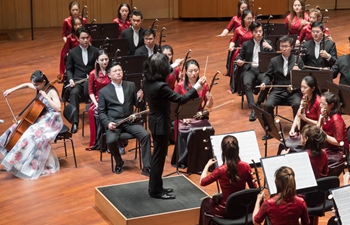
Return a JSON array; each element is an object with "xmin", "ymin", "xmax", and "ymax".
[
  {"xmin": 121, "ymin": 10, "xmax": 145, "ymax": 55},
  {"xmin": 135, "ymin": 29, "xmax": 159, "ymax": 57}
]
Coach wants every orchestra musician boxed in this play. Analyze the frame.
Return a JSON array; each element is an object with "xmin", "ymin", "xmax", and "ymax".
[
  {"xmin": 331, "ymin": 37, "xmax": 350, "ymax": 86},
  {"xmin": 120, "ymin": 10, "xmax": 145, "ymax": 55},
  {"xmin": 135, "ymin": 29, "xmax": 159, "ymax": 57},
  {"xmin": 98, "ymin": 62, "xmax": 151, "ymax": 176},
  {"xmin": 161, "ymin": 45, "xmax": 184, "ymax": 90},
  {"xmin": 66, "ymin": 26, "xmax": 99, "ymax": 133},
  {"xmin": 112, "ymin": 3, "xmax": 131, "ymax": 38},
  {"xmin": 284, "ymin": 0, "xmax": 309, "ymax": 36},
  {"xmin": 253, "ymin": 166, "xmax": 309, "ymax": 225},
  {"xmin": 86, "ymin": 50, "xmax": 111, "ymax": 151},
  {"xmin": 0, "ymin": 70, "xmax": 63, "ymax": 180},
  {"xmin": 227, "ymin": 9, "xmax": 254, "ymax": 94},
  {"xmin": 301, "ymin": 21, "xmax": 337, "ymax": 69},
  {"xmin": 62, "ymin": 1, "xmax": 87, "ymax": 43},
  {"xmin": 143, "ymin": 53, "xmax": 206, "ymax": 199},
  {"xmin": 199, "ymin": 135, "xmax": 256, "ymax": 225},
  {"xmin": 59, "ymin": 17, "xmax": 82, "ymax": 78},
  {"xmin": 260, "ymin": 35, "xmax": 304, "ymax": 140},
  {"xmin": 236, "ymin": 21, "xmax": 273, "ymax": 122}
]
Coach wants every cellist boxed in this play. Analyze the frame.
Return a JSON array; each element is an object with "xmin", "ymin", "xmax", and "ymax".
[{"xmin": 0, "ymin": 70, "xmax": 63, "ymax": 180}]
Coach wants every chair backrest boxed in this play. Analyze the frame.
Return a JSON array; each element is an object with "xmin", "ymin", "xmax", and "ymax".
[
  {"xmin": 63, "ymin": 104, "xmax": 77, "ymax": 125},
  {"xmin": 225, "ymin": 188, "xmax": 260, "ymax": 220}
]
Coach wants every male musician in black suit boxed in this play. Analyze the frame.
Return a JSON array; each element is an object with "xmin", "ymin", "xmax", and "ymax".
[
  {"xmin": 143, "ymin": 54, "xmax": 206, "ymax": 199},
  {"xmin": 301, "ymin": 21, "xmax": 337, "ymax": 69},
  {"xmin": 66, "ymin": 26, "xmax": 99, "ymax": 133},
  {"xmin": 236, "ymin": 22, "xmax": 274, "ymax": 122},
  {"xmin": 135, "ymin": 29, "xmax": 159, "ymax": 57},
  {"xmin": 120, "ymin": 10, "xmax": 145, "ymax": 55},
  {"xmin": 98, "ymin": 62, "xmax": 151, "ymax": 175},
  {"xmin": 260, "ymin": 36, "xmax": 304, "ymax": 140},
  {"xmin": 331, "ymin": 37, "xmax": 350, "ymax": 86}
]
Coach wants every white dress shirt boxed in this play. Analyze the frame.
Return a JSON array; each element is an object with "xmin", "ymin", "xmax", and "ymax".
[
  {"xmin": 132, "ymin": 27, "xmax": 139, "ymax": 47},
  {"xmin": 282, "ymin": 55, "xmax": 289, "ymax": 77},
  {"xmin": 315, "ymin": 41, "xmax": 321, "ymax": 59},
  {"xmin": 252, "ymin": 39, "xmax": 261, "ymax": 67},
  {"xmin": 81, "ymin": 46, "xmax": 88, "ymax": 65},
  {"xmin": 111, "ymin": 81, "xmax": 124, "ymax": 104}
]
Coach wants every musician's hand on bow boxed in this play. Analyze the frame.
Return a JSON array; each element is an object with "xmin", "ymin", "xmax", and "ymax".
[
  {"xmin": 289, "ymin": 129, "xmax": 297, "ymax": 137},
  {"xmin": 3, "ymin": 89, "xmax": 13, "ymax": 97},
  {"xmin": 173, "ymin": 58, "xmax": 184, "ymax": 67},
  {"xmin": 182, "ymin": 118, "xmax": 190, "ymax": 125},
  {"xmin": 236, "ymin": 59, "xmax": 244, "ymax": 67},
  {"xmin": 137, "ymin": 89, "xmax": 143, "ymax": 100},
  {"xmin": 108, "ymin": 122, "xmax": 117, "ymax": 130},
  {"xmin": 281, "ymin": 148, "xmax": 290, "ymax": 155},
  {"xmin": 39, "ymin": 90, "xmax": 49, "ymax": 99},
  {"xmin": 229, "ymin": 42, "xmax": 235, "ymax": 52},
  {"xmin": 319, "ymin": 50, "xmax": 330, "ymax": 59},
  {"xmin": 197, "ymin": 76, "xmax": 206, "ymax": 86},
  {"xmin": 260, "ymin": 83, "xmax": 266, "ymax": 90},
  {"xmin": 129, "ymin": 114, "xmax": 136, "ymax": 123},
  {"xmin": 217, "ymin": 29, "xmax": 229, "ymax": 37},
  {"xmin": 69, "ymin": 79, "xmax": 76, "ymax": 88}
]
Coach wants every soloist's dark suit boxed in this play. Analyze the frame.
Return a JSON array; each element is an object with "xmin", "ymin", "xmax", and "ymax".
[
  {"xmin": 98, "ymin": 81, "xmax": 151, "ymax": 168},
  {"xmin": 237, "ymin": 39, "xmax": 274, "ymax": 106},
  {"xmin": 144, "ymin": 80, "xmax": 198, "ymax": 196},
  {"xmin": 121, "ymin": 27, "xmax": 145, "ymax": 55},
  {"xmin": 66, "ymin": 45, "xmax": 99, "ymax": 123},
  {"xmin": 301, "ymin": 39, "xmax": 337, "ymax": 68},
  {"xmin": 263, "ymin": 54, "xmax": 304, "ymax": 117},
  {"xmin": 135, "ymin": 44, "xmax": 160, "ymax": 57},
  {"xmin": 331, "ymin": 54, "xmax": 350, "ymax": 86}
]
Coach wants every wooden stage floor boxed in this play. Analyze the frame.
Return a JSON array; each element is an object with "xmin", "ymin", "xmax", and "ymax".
[{"xmin": 1, "ymin": 9, "xmax": 350, "ymax": 224}]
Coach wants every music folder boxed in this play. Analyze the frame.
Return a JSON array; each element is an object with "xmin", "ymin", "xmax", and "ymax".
[
  {"xmin": 210, "ymin": 130, "xmax": 262, "ymax": 167},
  {"xmin": 260, "ymin": 152, "xmax": 317, "ymax": 195},
  {"xmin": 290, "ymin": 70, "xmax": 333, "ymax": 92},
  {"xmin": 330, "ymin": 185, "xmax": 350, "ymax": 225}
]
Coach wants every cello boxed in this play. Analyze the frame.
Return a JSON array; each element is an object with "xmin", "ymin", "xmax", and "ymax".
[{"xmin": 4, "ymin": 79, "xmax": 58, "ymax": 151}]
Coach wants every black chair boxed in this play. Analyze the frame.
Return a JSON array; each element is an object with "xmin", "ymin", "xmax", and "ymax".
[
  {"xmin": 304, "ymin": 176, "xmax": 340, "ymax": 225},
  {"xmin": 54, "ymin": 104, "xmax": 78, "ymax": 168},
  {"xmin": 211, "ymin": 188, "xmax": 260, "ymax": 225},
  {"xmin": 274, "ymin": 102, "xmax": 293, "ymax": 123}
]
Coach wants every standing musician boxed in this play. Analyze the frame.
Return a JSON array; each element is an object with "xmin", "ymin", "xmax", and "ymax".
[
  {"xmin": 98, "ymin": 62, "xmax": 151, "ymax": 176},
  {"xmin": 112, "ymin": 3, "xmax": 131, "ymax": 38},
  {"xmin": 236, "ymin": 21, "xmax": 273, "ymax": 122},
  {"xmin": 62, "ymin": 1, "xmax": 87, "ymax": 43},
  {"xmin": 260, "ymin": 35, "xmax": 304, "ymax": 140},
  {"xmin": 331, "ymin": 37, "xmax": 350, "ymax": 86},
  {"xmin": 284, "ymin": 0, "xmax": 309, "ymax": 36},
  {"xmin": 143, "ymin": 53, "xmax": 206, "ymax": 199},
  {"xmin": 135, "ymin": 29, "xmax": 159, "ymax": 57},
  {"xmin": 199, "ymin": 135, "xmax": 256, "ymax": 225},
  {"xmin": 161, "ymin": 45, "xmax": 184, "ymax": 90},
  {"xmin": 121, "ymin": 10, "xmax": 145, "ymax": 55},
  {"xmin": 301, "ymin": 21, "xmax": 337, "ymax": 69},
  {"xmin": 0, "ymin": 70, "xmax": 63, "ymax": 180},
  {"xmin": 66, "ymin": 26, "xmax": 99, "ymax": 133}
]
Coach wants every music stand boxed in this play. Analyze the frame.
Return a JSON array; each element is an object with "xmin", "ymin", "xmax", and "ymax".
[
  {"xmin": 116, "ymin": 55, "xmax": 147, "ymax": 74},
  {"xmin": 265, "ymin": 34, "xmax": 297, "ymax": 51},
  {"xmin": 85, "ymin": 23, "xmax": 119, "ymax": 39},
  {"xmin": 92, "ymin": 38, "xmax": 128, "ymax": 58},
  {"xmin": 164, "ymin": 98, "xmax": 203, "ymax": 177},
  {"xmin": 290, "ymin": 70, "xmax": 333, "ymax": 93},
  {"xmin": 262, "ymin": 23, "xmax": 287, "ymax": 36},
  {"xmin": 124, "ymin": 73, "xmax": 144, "ymax": 91},
  {"xmin": 327, "ymin": 81, "xmax": 350, "ymax": 116},
  {"xmin": 251, "ymin": 104, "xmax": 281, "ymax": 158},
  {"xmin": 258, "ymin": 52, "xmax": 281, "ymax": 73}
]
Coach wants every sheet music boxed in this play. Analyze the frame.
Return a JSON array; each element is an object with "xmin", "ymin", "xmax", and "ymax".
[
  {"xmin": 331, "ymin": 185, "xmax": 350, "ymax": 224},
  {"xmin": 260, "ymin": 152, "xmax": 317, "ymax": 195},
  {"xmin": 211, "ymin": 130, "xmax": 261, "ymax": 166}
]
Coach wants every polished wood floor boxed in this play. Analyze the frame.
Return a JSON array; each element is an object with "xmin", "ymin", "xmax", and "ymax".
[{"xmin": 1, "ymin": 10, "xmax": 350, "ymax": 224}]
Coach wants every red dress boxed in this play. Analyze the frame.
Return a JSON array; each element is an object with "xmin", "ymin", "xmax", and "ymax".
[
  {"xmin": 298, "ymin": 24, "xmax": 331, "ymax": 42},
  {"xmin": 254, "ymin": 195, "xmax": 309, "ymax": 225},
  {"xmin": 301, "ymin": 95, "xmax": 321, "ymax": 127},
  {"xmin": 307, "ymin": 149, "xmax": 328, "ymax": 179},
  {"xmin": 88, "ymin": 70, "xmax": 111, "ymax": 147},
  {"xmin": 59, "ymin": 34, "xmax": 80, "ymax": 75},
  {"xmin": 62, "ymin": 16, "xmax": 87, "ymax": 38},
  {"xmin": 166, "ymin": 67, "xmax": 181, "ymax": 90},
  {"xmin": 175, "ymin": 81, "xmax": 209, "ymax": 109},
  {"xmin": 199, "ymin": 162, "xmax": 256, "ymax": 225},
  {"xmin": 113, "ymin": 18, "xmax": 131, "ymax": 38},
  {"xmin": 284, "ymin": 13, "xmax": 309, "ymax": 36},
  {"xmin": 225, "ymin": 16, "xmax": 241, "ymax": 33}
]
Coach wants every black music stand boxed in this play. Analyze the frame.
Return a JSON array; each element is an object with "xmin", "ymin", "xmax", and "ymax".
[
  {"xmin": 327, "ymin": 81, "xmax": 350, "ymax": 116},
  {"xmin": 290, "ymin": 70, "xmax": 333, "ymax": 93},
  {"xmin": 258, "ymin": 52, "xmax": 281, "ymax": 73},
  {"xmin": 116, "ymin": 55, "xmax": 147, "ymax": 74},
  {"xmin": 262, "ymin": 23, "xmax": 287, "ymax": 36},
  {"xmin": 251, "ymin": 104, "xmax": 281, "ymax": 158},
  {"xmin": 91, "ymin": 38, "xmax": 128, "ymax": 58},
  {"xmin": 164, "ymin": 98, "xmax": 202, "ymax": 177},
  {"xmin": 265, "ymin": 34, "xmax": 297, "ymax": 51},
  {"xmin": 85, "ymin": 23, "xmax": 119, "ymax": 39},
  {"xmin": 124, "ymin": 73, "xmax": 144, "ymax": 91}
]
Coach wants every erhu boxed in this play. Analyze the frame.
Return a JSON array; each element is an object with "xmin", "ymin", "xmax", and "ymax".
[{"xmin": 157, "ymin": 27, "xmax": 167, "ymax": 53}]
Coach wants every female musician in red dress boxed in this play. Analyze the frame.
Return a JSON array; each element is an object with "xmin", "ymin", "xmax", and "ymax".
[
  {"xmin": 62, "ymin": 1, "xmax": 87, "ymax": 43},
  {"xmin": 284, "ymin": 0, "xmax": 309, "ymax": 36},
  {"xmin": 59, "ymin": 17, "xmax": 82, "ymax": 77},
  {"xmin": 112, "ymin": 3, "xmax": 131, "ymax": 38},
  {"xmin": 319, "ymin": 91, "xmax": 349, "ymax": 176},
  {"xmin": 86, "ymin": 50, "xmax": 111, "ymax": 150},
  {"xmin": 199, "ymin": 135, "xmax": 256, "ymax": 225},
  {"xmin": 253, "ymin": 166, "xmax": 309, "ymax": 225},
  {"xmin": 162, "ymin": 45, "xmax": 183, "ymax": 90},
  {"xmin": 227, "ymin": 9, "xmax": 254, "ymax": 93}
]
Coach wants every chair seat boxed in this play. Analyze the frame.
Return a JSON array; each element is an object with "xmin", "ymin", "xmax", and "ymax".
[
  {"xmin": 212, "ymin": 213, "xmax": 254, "ymax": 225},
  {"xmin": 56, "ymin": 125, "xmax": 72, "ymax": 139},
  {"xmin": 308, "ymin": 200, "xmax": 334, "ymax": 217},
  {"xmin": 119, "ymin": 132, "xmax": 134, "ymax": 140}
]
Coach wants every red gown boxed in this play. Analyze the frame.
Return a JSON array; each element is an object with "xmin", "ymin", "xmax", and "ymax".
[
  {"xmin": 62, "ymin": 16, "xmax": 87, "ymax": 38},
  {"xmin": 112, "ymin": 18, "xmax": 131, "ymax": 38},
  {"xmin": 88, "ymin": 70, "xmax": 111, "ymax": 147},
  {"xmin": 254, "ymin": 195, "xmax": 309, "ymax": 225},
  {"xmin": 199, "ymin": 162, "xmax": 256, "ymax": 225},
  {"xmin": 225, "ymin": 16, "xmax": 241, "ymax": 33},
  {"xmin": 307, "ymin": 149, "xmax": 328, "ymax": 179},
  {"xmin": 59, "ymin": 34, "xmax": 79, "ymax": 76},
  {"xmin": 166, "ymin": 67, "xmax": 181, "ymax": 90},
  {"xmin": 284, "ymin": 13, "xmax": 309, "ymax": 36},
  {"xmin": 298, "ymin": 24, "xmax": 331, "ymax": 42},
  {"xmin": 175, "ymin": 81, "xmax": 209, "ymax": 109},
  {"xmin": 229, "ymin": 26, "xmax": 253, "ymax": 69}
]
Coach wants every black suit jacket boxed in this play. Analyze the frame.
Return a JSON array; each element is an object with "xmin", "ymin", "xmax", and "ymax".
[
  {"xmin": 98, "ymin": 81, "xmax": 144, "ymax": 129},
  {"xmin": 66, "ymin": 45, "xmax": 99, "ymax": 82},
  {"xmin": 144, "ymin": 80, "xmax": 198, "ymax": 135},
  {"xmin": 135, "ymin": 44, "xmax": 160, "ymax": 57},
  {"xmin": 301, "ymin": 39, "xmax": 337, "ymax": 68},
  {"xmin": 237, "ymin": 38, "xmax": 274, "ymax": 71},
  {"xmin": 331, "ymin": 54, "xmax": 350, "ymax": 86},
  {"xmin": 121, "ymin": 27, "xmax": 145, "ymax": 55}
]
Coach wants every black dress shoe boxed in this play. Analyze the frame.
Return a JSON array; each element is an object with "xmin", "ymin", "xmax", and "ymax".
[
  {"xmin": 71, "ymin": 123, "xmax": 78, "ymax": 134},
  {"xmin": 115, "ymin": 161, "xmax": 124, "ymax": 174},
  {"xmin": 150, "ymin": 192, "xmax": 176, "ymax": 199},
  {"xmin": 141, "ymin": 167, "xmax": 151, "ymax": 176},
  {"xmin": 249, "ymin": 109, "xmax": 257, "ymax": 122},
  {"xmin": 163, "ymin": 187, "xmax": 174, "ymax": 193},
  {"xmin": 262, "ymin": 134, "xmax": 273, "ymax": 140}
]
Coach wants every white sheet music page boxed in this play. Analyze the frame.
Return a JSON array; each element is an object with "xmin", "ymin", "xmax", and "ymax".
[
  {"xmin": 331, "ymin": 185, "xmax": 350, "ymax": 224},
  {"xmin": 210, "ymin": 130, "xmax": 261, "ymax": 166}
]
